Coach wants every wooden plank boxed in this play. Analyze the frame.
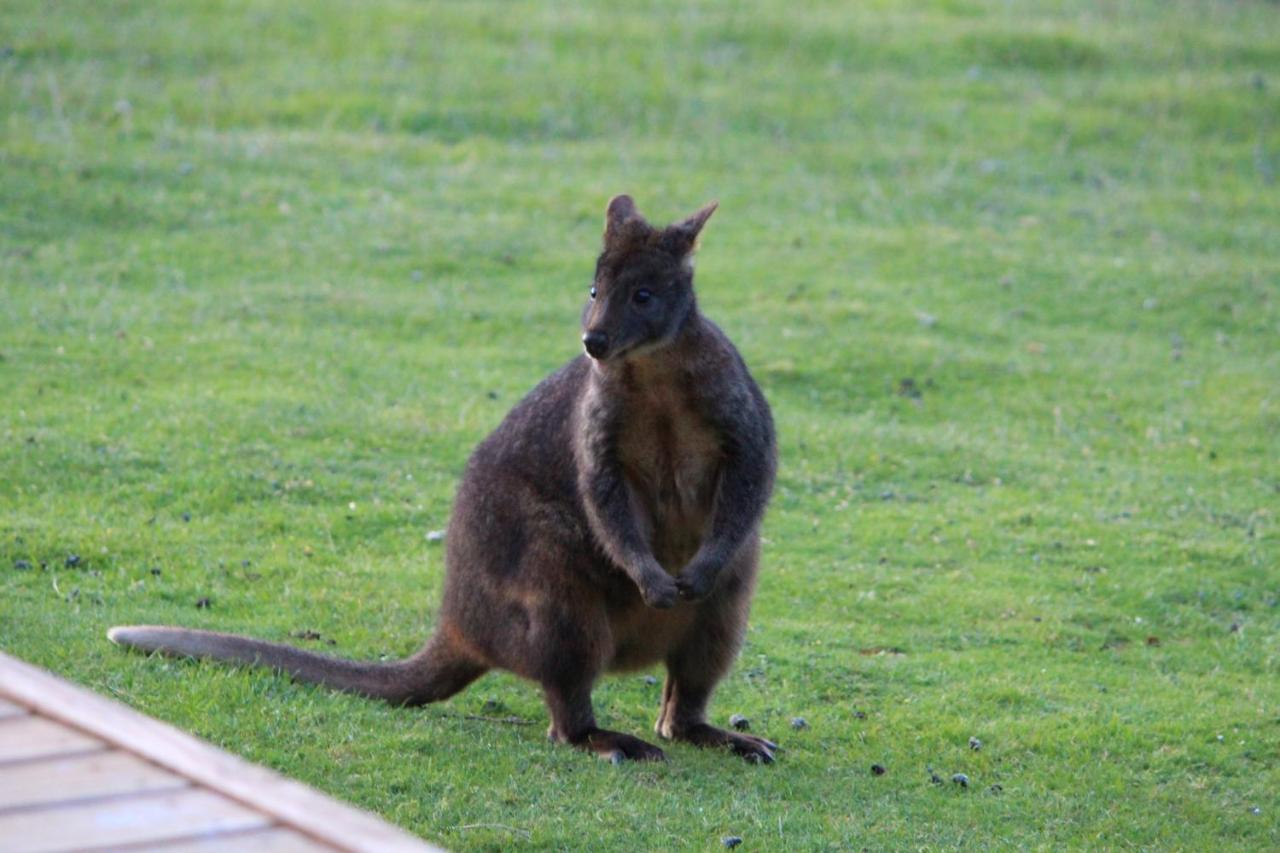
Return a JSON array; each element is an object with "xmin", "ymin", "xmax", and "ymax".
[
  {"xmin": 0, "ymin": 749, "xmax": 189, "ymax": 813},
  {"xmin": 0, "ymin": 716, "xmax": 104, "ymax": 765},
  {"xmin": 0, "ymin": 697, "xmax": 27, "ymax": 719},
  {"xmin": 0, "ymin": 652, "xmax": 441, "ymax": 853},
  {"xmin": 140, "ymin": 826, "xmax": 339, "ymax": 852},
  {"xmin": 0, "ymin": 788, "xmax": 270, "ymax": 853}
]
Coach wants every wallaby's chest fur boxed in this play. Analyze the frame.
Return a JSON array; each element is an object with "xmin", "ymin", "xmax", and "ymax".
[{"xmin": 612, "ymin": 359, "xmax": 723, "ymax": 573}]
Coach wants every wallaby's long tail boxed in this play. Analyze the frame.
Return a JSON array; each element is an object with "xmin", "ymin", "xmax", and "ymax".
[{"xmin": 106, "ymin": 625, "xmax": 486, "ymax": 706}]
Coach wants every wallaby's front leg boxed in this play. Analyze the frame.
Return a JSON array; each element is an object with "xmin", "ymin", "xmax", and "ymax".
[
  {"xmin": 576, "ymin": 394, "xmax": 678, "ymax": 608},
  {"xmin": 676, "ymin": 429, "xmax": 776, "ymax": 601},
  {"xmin": 581, "ymin": 464, "xmax": 678, "ymax": 608}
]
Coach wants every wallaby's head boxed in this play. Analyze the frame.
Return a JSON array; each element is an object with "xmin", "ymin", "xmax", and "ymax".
[{"xmin": 581, "ymin": 195, "xmax": 718, "ymax": 362}]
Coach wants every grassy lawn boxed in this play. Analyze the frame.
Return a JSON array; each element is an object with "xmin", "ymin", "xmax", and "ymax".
[{"xmin": 2, "ymin": 0, "xmax": 1278, "ymax": 848}]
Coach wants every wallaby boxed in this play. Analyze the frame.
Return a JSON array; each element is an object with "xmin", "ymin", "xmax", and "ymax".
[{"xmin": 109, "ymin": 195, "xmax": 778, "ymax": 763}]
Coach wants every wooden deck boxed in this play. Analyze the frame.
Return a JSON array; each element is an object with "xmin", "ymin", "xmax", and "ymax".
[{"xmin": 0, "ymin": 651, "xmax": 443, "ymax": 853}]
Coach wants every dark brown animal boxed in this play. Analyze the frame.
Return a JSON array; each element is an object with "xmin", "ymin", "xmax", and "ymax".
[{"xmin": 109, "ymin": 195, "xmax": 778, "ymax": 763}]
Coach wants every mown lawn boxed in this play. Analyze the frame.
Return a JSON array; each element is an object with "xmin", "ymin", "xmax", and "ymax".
[{"xmin": 2, "ymin": 0, "xmax": 1278, "ymax": 848}]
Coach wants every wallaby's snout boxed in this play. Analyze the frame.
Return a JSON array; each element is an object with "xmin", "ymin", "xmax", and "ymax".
[{"xmin": 582, "ymin": 329, "xmax": 610, "ymax": 359}]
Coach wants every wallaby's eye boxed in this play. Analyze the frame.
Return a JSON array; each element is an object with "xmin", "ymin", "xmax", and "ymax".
[
  {"xmin": 633, "ymin": 288, "xmax": 652, "ymax": 305},
  {"xmin": 589, "ymin": 286, "xmax": 597, "ymax": 300}
]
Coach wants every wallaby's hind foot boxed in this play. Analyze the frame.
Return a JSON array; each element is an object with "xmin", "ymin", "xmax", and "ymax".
[
  {"xmin": 664, "ymin": 722, "xmax": 777, "ymax": 764},
  {"xmin": 548, "ymin": 727, "xmax": 667, "ymax": 763},
  {"xmin": 587, "ymin": 730, "xmax": 667, "ymax": 763}
]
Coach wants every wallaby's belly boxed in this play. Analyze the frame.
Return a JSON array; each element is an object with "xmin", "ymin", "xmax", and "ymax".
[{"xmin": 608, "ymin": 602, "xmax": 699, "ymax": 671}]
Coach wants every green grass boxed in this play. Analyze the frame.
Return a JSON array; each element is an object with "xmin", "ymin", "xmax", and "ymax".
[{"xmin": 2, "ymin": 0, "xmax": 1278, "ymax": 848}]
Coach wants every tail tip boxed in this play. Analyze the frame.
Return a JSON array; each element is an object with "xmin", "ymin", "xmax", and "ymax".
[{"xmin": 107, "ymin": 625, "xmax": 135, "ymax": 646}]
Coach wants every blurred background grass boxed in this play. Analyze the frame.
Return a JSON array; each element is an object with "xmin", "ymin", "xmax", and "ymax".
[{"xmin": 2, "ymin": 0, "xmax": 1278, "ymax": 848}]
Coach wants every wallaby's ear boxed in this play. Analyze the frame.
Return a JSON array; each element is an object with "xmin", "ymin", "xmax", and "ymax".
[
  {"xmin": 607, "ymin": 194, "xmax": 636, "ymax": 224},
  {"xmin": 676, "ymin": 201, "xmax": 718, "ymax": 238},
  {"xmin": 664, "ymin": 200, "xmax": 718, "ymax": 257},
  {"xmin": 604, "ymin": 194, "xmax": 640, "ymax": 244}
]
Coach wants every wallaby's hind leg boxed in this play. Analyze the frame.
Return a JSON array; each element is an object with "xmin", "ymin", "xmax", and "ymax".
[
  {"xmin": 544, "ymin": 679, "xmax": 666, "ymax": 763},
  {"xmin": 655, "ymin": 567, "xmax": 777, "ymax": 763},
  {"xmin": 530, "ymin": 600, "xmax": 664, "ymax": 761},
  {"xmin": 655, "ymin": 667, "xmax": 776, "ymax": 763}
]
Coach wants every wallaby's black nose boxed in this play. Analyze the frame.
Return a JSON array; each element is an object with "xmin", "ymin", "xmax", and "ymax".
[{"xmin": 582, "ymin": 330, "xmax": 610, "ymax": 359}]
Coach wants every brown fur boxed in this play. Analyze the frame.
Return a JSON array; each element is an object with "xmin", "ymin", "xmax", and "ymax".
[{"xmin": 108, "ymin": 195, "xmax": 778, "ymax": 764}]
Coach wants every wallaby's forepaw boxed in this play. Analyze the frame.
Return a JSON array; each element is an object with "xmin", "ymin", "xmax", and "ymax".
[
  {"xmin": 639, "ymin": 572, "xmax": 679, "ymax": 609},
  {"xmin": 675, "ymin": 563, "xmax": 716, "ymax": 601},
  {"xmin": 665, "ymin": 722, "xmax": 778, "ymax": 764}
]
